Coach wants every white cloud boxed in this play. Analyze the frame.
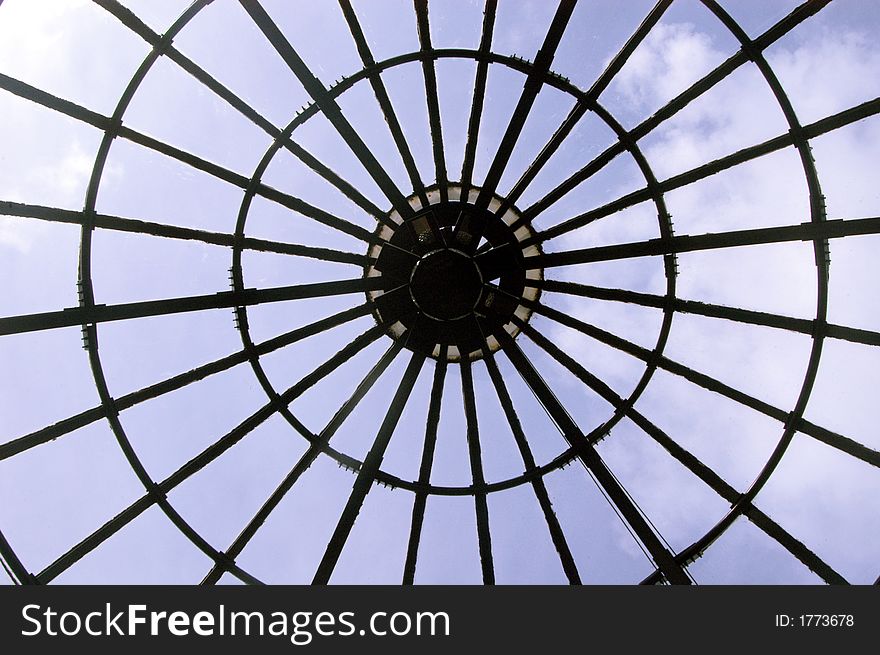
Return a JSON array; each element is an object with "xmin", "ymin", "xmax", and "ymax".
[{"xmin": 614, "ymin": 22, "xmax": 720, "ymax": 111}]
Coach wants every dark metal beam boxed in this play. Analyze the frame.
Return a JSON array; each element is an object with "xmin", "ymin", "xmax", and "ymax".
[
  {"xmin": 0, "ymin": 200, "xmax": 370, "ymax": 265},
  {"xmin": 0, "ymin": 71, "xmax": 108, "ymax": 128},
  {"xmin": 0, "ymin": 277, "xmax": 388, "ymax": 337},
  {"xmin": 338, "ymin": 0, "xmax": 429, "ymax": 206},
  {"xmin": 312, "ymin": 351, "xmax": 427, "ymax": 584},
  {"xmin": 414, "ymin": 0, "xmax": 449, "ymax": 203},
  {"xmin": 459, "ymin": 0, "xmax": 497, "ymax": 196},
  {"xmin": 238, "ymin": 0, "xmax": 413, "ymax": 219},
  {"xmin": 403, "ymin": 348, "xmax": 448, "ymax": 584},
  {"xmin": 460, "ymin": 359, "xmax": 495, "ymax": 584},
  {"xmin": 483, "ymin": 355, "xmax": 581, "ymax": 584},
  {"xmin": 535, "ymin": 279, "xmax": 880, "ymax": 348},
  {"xmin": 529, "ymin": 216, "xmax": 880, "ymax": 269},
  {"xmin": 499, "ymin": 334, "xmax": 691, "ymax": 584}
]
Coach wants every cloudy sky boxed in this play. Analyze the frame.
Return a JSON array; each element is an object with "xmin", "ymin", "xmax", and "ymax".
[{"xmin": 0, "ymin": 0, "xmax": 878, "ymax": 585}]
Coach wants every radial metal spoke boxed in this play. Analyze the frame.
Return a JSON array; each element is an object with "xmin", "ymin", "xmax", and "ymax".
[
  {"xmin": 94, "ymin": 0, "xmax": 385, "ymax": 221},
  {"xmin": 536, "ymin": 279, "xmax": 880, "ymax": 348},
  {"xmin": 499, "ymin": 335, "xmax": 690, "ymax": 583},
  {"xmin": 501, "ymin": 0, "xmax": 672, "ymax": 217},
  {"xmin": 0, "ymin": 71, "xmax": 109, "ymax": 128},
  {"xmin": 519, "ymin": 319, "xmax": 847, "ymax": 585},
  {"xmin": 471, "ymin": 0, "xmax": 576, "ymax": 213},
  {"xmin": 403, "ymin": 347, "xmax": 448, "ymax": 584},
  {"xmin": 37, "ymin": 324, "xmax": 387, "ymax": 583},
  {"xmin": 238, "ymin": 0, "xmax": 413, "ymax": 220},
  {"xmin": 529, "ymin": 300, "xmax": 880, "ymax": 469},
  {"xmin": 414, "ymin": 0, "xmax": 449, "ymax": 203},
  {"xmin": 0, "ymin": 277, "xmax": 388, "ymax": 337},
  {"xmin": 202, "ymin": 341, "xmax": 405, "ymax": 584},
  {"xmin": 460, "ymin": 359, "xmax": 495, "ymax": 584},
  {"xmin": 529, "ymin": 216, "xmax": 880, "ymax": 269},
  {"xmin": 527, "ymin": 97, "xmax": 880, "ymax": 245},
  {"xmin": 483, "ymin": 355, "xmax": 581, "ymax": 584},
  {"xmin": 338, "ymin": 0, "xmax": 429, "ymax": 206},
  {"xmin": 0, "ymin": 200, "xmax": 370, "ymax": 265},
  {"xmin": 517, "ymin": 0, "xmax": 834, "ymax": 226},
  {"xmin": 459, "ymin": 0, "xmax": 497, "ymax": 197},
  {"xmin": 312, "ymin": 351, "xmax": 427, "ymax": 584},
  {"xmin": 0, "ymin": 303, "xmax": 372, "ymax": 461}
]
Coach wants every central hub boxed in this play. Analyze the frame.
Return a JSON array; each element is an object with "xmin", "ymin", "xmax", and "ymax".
[
  {"xmin": 409, "ymin": 248, "xmax": 483, "ymax": 321},
  {"xmin": 364, "ymin": 184, "xmax": 543, "ymax": 362}
]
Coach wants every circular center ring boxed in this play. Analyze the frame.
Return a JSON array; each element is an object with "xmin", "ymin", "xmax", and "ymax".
[
  {"xmin": 409, "ymin": 248, "xmax": 484, "ymax": 321},
  {"xmin": 365, "ymin": 184, "xmax": 543, "ymax": 362}
]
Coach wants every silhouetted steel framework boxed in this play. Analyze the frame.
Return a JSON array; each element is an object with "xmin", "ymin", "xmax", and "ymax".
[{"xmin": 0, "ymin": 0, "xmax": 878, "ymax": 585}]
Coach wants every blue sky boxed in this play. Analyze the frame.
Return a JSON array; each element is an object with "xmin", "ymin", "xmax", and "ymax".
[{"xmin": 0, "ymin": 0, "xmax": 878, "ymax": 585}]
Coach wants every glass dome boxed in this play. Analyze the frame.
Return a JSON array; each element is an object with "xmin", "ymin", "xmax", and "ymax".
[{"xmin": 0, "ymin": 0, "xmax": 878, "ymax": 585}]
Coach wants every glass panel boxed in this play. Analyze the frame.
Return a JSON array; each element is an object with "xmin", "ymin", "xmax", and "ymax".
[
  {"xmin": 688, "ymin": 514, "xmax": 821, "ymax": 584},
  {"xmin": 98, "ymin": 137, "xmax": 247, "ymax": 232},
  {"xmin": 757, "ymin": 434, "xmax": 880, "ymax": 583},
  {"xmin": 544, "ymin": 463, "xmax": 655, "ymax": 583},
  {"xmin": 429, "ymin": 0, "xmax": 482, "ymax": 50},
  {"xmin": 826, "ymin": 234, "xmax": 880, "ymax": 334},
  {"xmin": 331, "ymin": 485, "xmax": 413, "ymax": 583},
  {"xmin": 413, "ymin": 495, "xmax": 482, "ymax": 584},
  {"xmin": 664, "ymin": 310, "xmax": 813, "ymax": 410},
  {"xmin": 488, "ymin": 485, "xmax": 568, "ymax": 584},
  {"xmin": 122, "ymin": 362, "xmax": 267, "ymax": 480},
  {"xmin": 123, "ymin": 55, "xmax": 275, "ymax": 175},
  {"xmin": 803, "ymin": 338, "xmax": 880, "ymax": 451},
  {"xmin": 0, "ymin": 220, "xmax": 80, "ymax": 317},
  {"xmin": 173, "ymin": 0, "xmax": 310, "ymax": 128},
  {"xmin": 597, "ymin": 416, "xmax": 731, "ymax": 554},
  {"xmin": 676, "ymin": 241, "xmax": 817, "ymax": 318},
  {"xmin": 0, "ymin": 420, "xmax": 142, "ymax": 574},
  {"xmin": 765, "ymin": 2, "xmax": 880, "ymax": 125},
  {"xmin": 350, "ymin": 0, "xmax": 419, "ymax": 63},
  {"xmin": 236, "ymin": 456, "xmax": 365, "ymax": 583},
  {"xmin": 169, "ymin": 413, "xmax": 309, "ymax": 551},
  {"xmin": 54, "ymin": 504, "xmax": 213, "ymax": 584},
  {"xmin": 0, "ymin": 0, "xmax": 150, "ymax": 114},
  {"xmin": 99, "ymin": 308, "xmax": 242, "ymax": 398},
  {"xmin": 0, "ymin": 328, "xmax": 100, "ymax": 437}
]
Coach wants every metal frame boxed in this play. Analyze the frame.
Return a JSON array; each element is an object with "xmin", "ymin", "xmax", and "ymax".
[{"xmin": 0, "ymin": 0, "xmax": 877, "ymax": 585}]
